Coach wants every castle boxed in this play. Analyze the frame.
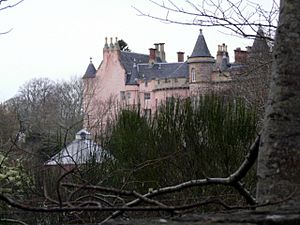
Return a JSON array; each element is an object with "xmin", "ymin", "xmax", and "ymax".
[{"xmin": 82, "ymin": 29, "xmax": 269, "ymax": 131}]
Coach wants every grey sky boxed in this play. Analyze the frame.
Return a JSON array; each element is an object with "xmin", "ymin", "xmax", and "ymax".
[{"xmin": 0, "ymin": 0, "xmax": 272, "ymax": 102}]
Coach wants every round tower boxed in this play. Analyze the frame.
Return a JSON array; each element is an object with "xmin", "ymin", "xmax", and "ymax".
[{"xmin": 188, "ymin": 30, "xmax": 215, "ymax": 94}]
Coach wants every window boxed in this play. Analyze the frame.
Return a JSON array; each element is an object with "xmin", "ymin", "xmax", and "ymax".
[
  {"xmin": 165, "ymin": 78, "xmax": 168, "ymax": 83},
  {"xmin": 157, "ymin": 80, "xmax": 160, "ymax": 85},
  {"xmin": 145, "ymin": 80, "xmax": 148, "ymax": 87},
  {"xmin": 191, "ymin": 68, "xmax": 196, "ymax": 82},
  {"xmin": 144, "ymin": 92, "xmax": 151, "ymax": 100},
  {"xmin": 175, "ymin": 78, "xmax": 178, "ymax": 83},
  {"xmin": 120, "ymin": 91, "xmax": 125, "ymax": 100},
  {"xmin": 126, "ymin": 92, "xmax": 131, "ymax": 99}
]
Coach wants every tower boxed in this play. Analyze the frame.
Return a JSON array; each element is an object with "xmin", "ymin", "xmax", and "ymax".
[{"xmin": 187, "ymin": 29, "xmax": 215, "ymax": 94}]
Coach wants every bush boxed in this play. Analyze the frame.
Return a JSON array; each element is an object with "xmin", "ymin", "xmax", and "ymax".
[{"xmin": 104, "ymin": 94, "xmax": 258, "ymax": 197}]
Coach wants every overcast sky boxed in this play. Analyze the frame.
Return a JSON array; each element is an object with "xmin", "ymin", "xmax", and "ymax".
[{"xmin": 0, "ymin": 0, "xmax": 274, "ymax": 102}]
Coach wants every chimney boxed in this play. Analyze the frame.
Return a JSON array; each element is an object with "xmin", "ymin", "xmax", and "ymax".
[
  {"xmin": 149, "ymin": 48, "xmax": 156, "ymax": 64},
  {"xmin": 154, "ymin": 43, "xmax": 160, "ymax": 58},
  {"xmin": 216, "ymin": 43, "xmax": 229, "ymax": 68},
  {"xmin": 159, "ymin": 43, "xmax": 166, "ymax": 62},
  {"xmin": 177, "ymin": 52, "xmax": 184, "ymax": 62},
  {"xmin": 234, "ymin": 47, "xmax": 248, "ymax": 64}
]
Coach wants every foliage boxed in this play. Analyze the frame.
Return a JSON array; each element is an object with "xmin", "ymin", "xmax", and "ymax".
[
  {"xmin": 0, "ymin": 152, "xmax": 32, "ymax": 216},
  {"xmin": 105, "ymin": 95, "xmax": 258, "ymax": 196},
  {"xmin": 0, "ymin": 104, "xmax": 19, "ymax": 146},
  {"xmin": 118, "ymin": 39, "xmax": 131, "ymax": 52}
]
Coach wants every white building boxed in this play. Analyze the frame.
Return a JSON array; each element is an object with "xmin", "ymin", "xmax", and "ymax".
[{"xmin": 45, "ymin": 129, "xmax": 109, "ymax": 166}]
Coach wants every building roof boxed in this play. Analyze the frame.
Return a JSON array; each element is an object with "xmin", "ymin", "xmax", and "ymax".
[
  {"xmin": 251, "ymin": 28, "xmax": 270, "ymax": 53},
  {"xmin": 45, "ymin": 129, "xmax": 109, "ymax": 166},
  {"xmin": 170, "ymin": 61, "xmax": 189, "ymax": 77},
  {"xmin": 220, "ymin": 55, "xmax": 230, "ymax": 72},
  {"xmin": 120, "ymin": 51, "xmax": 149, "ymax": 85},
  {"xmin": 137, "ymin": 62, "xmax": 188, "ymax": 80},
  {"xmin": 82, "ymin": 58, "xmax": 97, "ymax": 79},
  {"xmin": 190, "ymin": 29, "xmax": 212, "ymax": 58}
]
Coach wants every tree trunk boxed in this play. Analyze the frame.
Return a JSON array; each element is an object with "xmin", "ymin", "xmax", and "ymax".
[{"xmin": 256, "ymin": 0, "xmax": 300, "ymax": 210}]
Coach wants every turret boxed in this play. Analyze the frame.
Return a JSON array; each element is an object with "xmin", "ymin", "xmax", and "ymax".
[
  {"xmin": 82, "ymin": 57, "xmax": 96, "ymax": 79},
  {"xmin": 249, "ymin": 27, "xmax": 271, "ymax": 60},
  {"xmin": 187, "ymin": 29, "xmax": 215, "ymax": 83}
]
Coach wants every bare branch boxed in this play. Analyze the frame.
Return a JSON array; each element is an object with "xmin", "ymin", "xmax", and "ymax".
[
  {"xmin": 0, "ymin": 0, "xmax": 24, "ymax": 11},
  {"xmin": 133, "ymin": 0, "xmax": 278, "ymax": 40},
  {"xmin": 0, "ymin": 218, "xmax": 29, "ymax": 225},
  {"xmin": 0, "ymin": 28, "xmax": 13, "ymax": 35}
]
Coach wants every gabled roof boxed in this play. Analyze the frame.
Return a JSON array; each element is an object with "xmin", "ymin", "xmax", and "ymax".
[
  {"xmin": 190, "ymin": 29, "xmax": 212, "ymax": 58},
  {"xmin": 82, "ymin": 58, "xmax": 97, "ymax": 79}
]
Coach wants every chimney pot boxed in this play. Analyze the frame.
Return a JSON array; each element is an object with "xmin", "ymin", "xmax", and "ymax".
[
  {"xmin": 177, "ymin": 51, "xmax": 185, "ymax": 62},
  {"xmin": 234, "ymin": 48, "xmax": 248, "ymax": 64},
  {"xmin": 149, "ymin": 48, "xmax": 156, "ymax": 64},
  {"xmin": 159, "ymin": 43, "xmax": 166, "ymax": 62},
  {"xmin": 154, "ymin": 43, "xmax": 160, "ymax": 58}
]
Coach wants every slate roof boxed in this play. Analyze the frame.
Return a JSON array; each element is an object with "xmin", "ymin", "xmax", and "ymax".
[
  {"xmin": 220, "ymin": 56, "xmax": 230, "ymax": 72},
  {"xmin": 120, "ymin": 51, "xmax": 149, "ymax": 85},
  {"xmin": 45, "ymin": 129, "xmax": 110, "ymax": 166},
  {"xmin": 227, "ymin": 63, "xmax": 246, "ymax": 71},
  {"xmin": 137, "ymin": 62, "xmax": 188, "ymax": 80},
  {"xmin": 170, "ymin": 61, "xmax": 189, "ymax": 77},
  {"xmin": 83, "ymin": 60, "xmax": 97, "ymax": 79},
  {"xmin": 251, "ymin": 28, "xmax": 270, "ymax": 53},
  {"xmin": 120, "ymin": 51, "xmax": 188, "ymax": 85},
  {"xmin": 190, "ymin": 30, "xmax": 212, "ymax": 58}
]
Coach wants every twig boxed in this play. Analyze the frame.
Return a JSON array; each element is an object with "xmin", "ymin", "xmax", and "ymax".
[
  {"xmin": 0, "ymin": 0, "xmax": 24, "ymax": 11},
  {"xmin": 0, "ymin": 218, "xmax": 29, "ymax": 225}
]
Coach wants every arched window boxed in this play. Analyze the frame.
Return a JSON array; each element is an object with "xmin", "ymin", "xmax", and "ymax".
[{"xmin": 191, "ymin": 68, "xmax": 196, "ymax": 82}]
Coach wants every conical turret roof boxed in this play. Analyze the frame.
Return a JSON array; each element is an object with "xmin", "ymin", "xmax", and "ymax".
[
  {"xmin": 190, "ymin": 29, "xmax": 212, "ymax": 58},
  {"xmin": 83, "ymin": 57, "xmax": 96, "ymax": 79},
  {"xmin": 251, "ymin": 27, "xmax": 270, "ymax": 53}
]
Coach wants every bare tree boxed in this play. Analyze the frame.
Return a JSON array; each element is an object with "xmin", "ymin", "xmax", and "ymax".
[
  {"xmin": 257, "ymin": 0, "xmax": 300, "ymax": 210},
  {"xmin": 134, "ymin": 0, "xmax": 278, "ymax": 40}
]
